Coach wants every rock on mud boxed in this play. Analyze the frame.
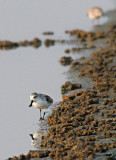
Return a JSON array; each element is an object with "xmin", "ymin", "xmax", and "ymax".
[{"xmin": 59, "ymin": 56, "xmax": 73, "ymax": 66}]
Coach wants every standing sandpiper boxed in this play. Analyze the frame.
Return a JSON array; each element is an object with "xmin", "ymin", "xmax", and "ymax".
[
  {"xmin": 87, "ymin": 7, "xmax": 103, "ymax": 25},
  {"xmin": 29, "ymin": 92, "xmax": 53, "ymax": 120}
]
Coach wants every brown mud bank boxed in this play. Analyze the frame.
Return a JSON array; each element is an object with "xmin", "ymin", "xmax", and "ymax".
[
  {"xmin": 8, "ymin": 25, "xmax": 116, "ymax": 160},
  {"xmin": 0, "ymin": 38, "xmax": 41, "ymax": 50}
]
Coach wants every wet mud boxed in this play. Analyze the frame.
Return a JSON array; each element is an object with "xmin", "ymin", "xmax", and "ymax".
[
  {"xmin": 0, "ymin": 38, "xmax": 41, "ymax": 50},
  {"xmin": 8, "ymin": 150, "xmax": 50, "ymax": 160},
  {"xmin": 8, "ymin": 24, "xmax": 116, "ymax": 159},
  {"xmin": 61, "ymin": 81, "xmax": 82, "ymax": 94},
  {"xmin": 43, "ymin": 31, "xmax": 54, "ymax": 35},
  {"xmin": 40, "ymin": 24, "xmax": 116, "ymax": 160},
  {"xmin": 59, "ymin": 57, "xmax": 73, "ymax": 66}
]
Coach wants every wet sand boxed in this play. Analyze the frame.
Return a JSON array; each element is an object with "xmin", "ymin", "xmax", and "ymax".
[{"xmin": 7, "ymin": 20, "xmax": 116, "ymax": 160}]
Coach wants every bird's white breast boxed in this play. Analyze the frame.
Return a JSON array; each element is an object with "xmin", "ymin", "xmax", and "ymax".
[{"xmin": 33, "ymin": 99, "xmax": 50, "ymax": 109}]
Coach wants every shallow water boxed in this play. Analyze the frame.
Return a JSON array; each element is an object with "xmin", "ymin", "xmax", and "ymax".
[{"xmin": 0, "ymin": 0, "xmax": 115, "ymax": 159}]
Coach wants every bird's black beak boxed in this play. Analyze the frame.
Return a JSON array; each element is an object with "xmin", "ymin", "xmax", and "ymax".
[{"xmin": 29, "ymin": 100, "xmax": 33, "ymax": 107}]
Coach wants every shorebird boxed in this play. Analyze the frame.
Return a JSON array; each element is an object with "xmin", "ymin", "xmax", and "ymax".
[
  {"xmin": 87, "ymin": 7, "xmax": 103, "ymax": 25},
  {"xmin": 29, "ymin": 92, "xmax": 53, "ymax": 120}
]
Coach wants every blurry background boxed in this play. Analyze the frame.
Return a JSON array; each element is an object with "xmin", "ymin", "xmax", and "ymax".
[{"xmin": 0, "ymin": 0, "xmax": 115, "ymax": 159}]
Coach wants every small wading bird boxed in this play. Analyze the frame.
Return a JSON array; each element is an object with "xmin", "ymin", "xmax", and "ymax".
[
  {"xmin": 29, "ymin": 92, "xmax": 53, "ymax": 120},
  {"xmin": 87, "ymin": 7, "xmax": 103, "ymax": 25}
]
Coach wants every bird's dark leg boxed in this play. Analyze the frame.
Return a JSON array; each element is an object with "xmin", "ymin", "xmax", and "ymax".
[
  {"xmin": 39, "ymin": 109, "xmax": 42, "ymax": 120},
  {"xmin": 40, "ymin": 109, "xmax": 44, "ymax": 120},
  {"xmin": 43, "ymin": 112, "xmax": 46, "ymax": 120}
]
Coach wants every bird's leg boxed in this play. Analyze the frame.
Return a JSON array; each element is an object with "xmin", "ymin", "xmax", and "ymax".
[
  {"xmin": 39, "ymin": 109, "xmax": 43, "ymax": 120},
  {"xmin": 43, "ymin": 112, "xmax": 46, "ymax": 120}
]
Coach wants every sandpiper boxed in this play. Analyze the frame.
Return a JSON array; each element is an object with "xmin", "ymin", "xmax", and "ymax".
[
  {"xmin": 29, "ymin": 92, "xmax": 53, "ymax": 120},
  {"xmin": 87, "ymin": 7, "xmax": 103, "ymax": 24}
]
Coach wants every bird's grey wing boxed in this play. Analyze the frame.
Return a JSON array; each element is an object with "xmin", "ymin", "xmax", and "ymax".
[
  {"xmin": 45, "ymin": 95, "xmax": 53, "ymax": 103},
  {"xmin": 38, "ymin": 94, "xmax": 53, "ymax": 103}
]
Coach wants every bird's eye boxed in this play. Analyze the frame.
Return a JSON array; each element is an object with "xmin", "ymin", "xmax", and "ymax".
[{"xmin": 34, "ymin": 94, "xmax": 38, "ymax": 98}]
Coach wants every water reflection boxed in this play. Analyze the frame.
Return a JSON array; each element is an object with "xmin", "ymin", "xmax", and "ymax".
[
  {"xmin": 29, "ymin": 130, "xmax": 43, "ymax": 147},
  {"xmin": 29, "ymin": 102, "xmax": 59, "ymax": 150}
]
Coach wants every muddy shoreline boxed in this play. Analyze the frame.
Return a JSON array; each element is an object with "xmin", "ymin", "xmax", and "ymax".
[{"xmin": 8, "ymin": 24, "xmax": 116, "ymax": 160}]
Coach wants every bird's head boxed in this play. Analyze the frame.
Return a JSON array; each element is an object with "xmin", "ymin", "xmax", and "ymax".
[{"xmin": 29, "ymin": 92, "xmax": 38, "ymax": 107}]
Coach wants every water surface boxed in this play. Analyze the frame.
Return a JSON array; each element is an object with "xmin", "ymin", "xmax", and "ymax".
[{"xmin": 0, "ymin": 0, "xmax": 115, "ymax": 159}]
